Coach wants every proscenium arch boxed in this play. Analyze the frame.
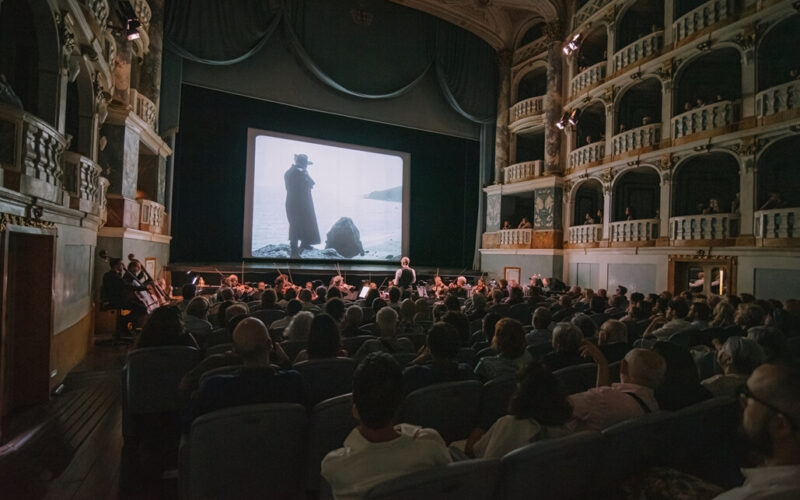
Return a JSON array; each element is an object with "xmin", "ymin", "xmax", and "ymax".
[{"xmin": 671, "ymin": 151, "xmax": 741, "ymax": 217}]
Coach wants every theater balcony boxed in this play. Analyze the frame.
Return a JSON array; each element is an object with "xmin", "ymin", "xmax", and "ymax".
[
  {"xmin": 670, "ymin": 213, "xmax": 740, "ymax": 246},
  {"xmin": 568, "ymin": 224, "xmax": 603, "ymax": 247},
  {"xmin": 672, "ymin": 100, "xmax": 737, "ymax": 143},
  {"xmin": 504, "ymin": 160, "xmax": 543, "ymax": 184},
  {"xmin": 499, "ymin": 228, "xmax": 533, "ymax": 248},
  {"xmin": 62, "ymin": 152, "xmax": 106, "ymax": 216},
  {"xmin": 611, "ymin": 123, "xmax": 661, "ymax": 157},
  {"xmin": 569, "ymin": 142, "xmax": 605, "ymax": 170},
  {"xmin": 754, "ymin": 208, "xmax": 799, "ymax": 246},
  {"xmin": 129, "ymin": 89, "xmax": 158, "ymax": 132},
  {"xmin": 673, "ymin": 0, "xmax": 733, "ymax": 47},
  {"xmin": 613, "ymin": 30, "xmax": 663, "ymax": 74},
  {"xmin": 139, "ymin": 198, "xmax": 168, "ymax": 234},
  {"xmin": 756, "ymin": 80, "xmax": 800, "ymax": 126},
  {"xmin": 570, "ymin": 61, "xmax": 606, "ymax": 97},
  {"xmin": 609, "ymin": 218, "xmax": 660, "ymax": 246},
  {"xmin": 509, "ymin": 96, "xmax": 545, "ymax": 132}
]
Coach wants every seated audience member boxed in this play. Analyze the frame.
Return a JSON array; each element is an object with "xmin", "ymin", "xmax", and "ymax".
[
  {"xmin": 260, "ymin": 288, "xmax": 281, "ymax": 311},
  {"xmin": 443, "ymin": 294, "xmax": 461, "ymax": 313},
  {"xmin": 179, "ymin": 283, "xmax": 197, "ymax": 311},
  {"xmin": 474, "ymin": 318, "xmax": 533, "ymax": 382},
  {"xmin": 526, "ymin": 307, "xmax": 553, "ymax": 346},
  {"xmin": 747, "ymin": 326, "xmax": 791, "ymax": 363},
  {"xmin": 276, "ymin": 287, "xmax": 297, "ymax": 308},
  {"xmin": 597, "ymin": 319, "xmax": 630, "ymax": 363},
  {"xmin": 651, "ymin": 341, "xmax": 712, "ymax": 411},
  {"xmin": 714, "ymin": 363, "xmax": 800, "ymax": 499},
  {"xmin": 294, "ymin": 313, "xmax": 348, "ymax": 362},
  {"xmin": 551, "ymin": 295, "xmax": 576, "ymax": 323},
  {"xmin": 702, "ymin": 336, "xmax": 764, "ymax": 397},
  {"xmin": 475, "ymin": 312, "xmax": 502, "ymax": 355},
  {"xmin": 465, "ymin": 293, "xmax": 488, "ymax": 321},
  {"xmin": 734, "ymin": 303, "xmax": 767, "ymax": 335},
  {"xmin": 325, "ymin": 297, "xmax": 346, "ymax": 323},
  {"xmin": 397, "ymin": 298, "xmax": 421, "ymax": 335},
  {"xmin": 184, "ymin": 296, "xmax": 213, "ymax": 346},
  {"xmin": 604, "ymin": 295, "xmax": 628, "ymax": 318},
  {"xmin": 188, "ymin": 318, "xmax": 303, "ymax": 422},
  {"xmin": 313, "ymin": 286, "xmax": 327, "ymax": 306},
  {"xmin": 211, "ymin": 299, "xmax": 234, "ymax": 329},
  {"xmin": 284, "ymin": 310, "xmax": 314, "ymax": 342},
  {"xmin": 298, "ymin": 288, "xmax": 321, "ymax": 313},
  {"xmin": 403, "ymin": 322, "xmax": 475, "ymax": 394},
  {"xmin": 541, "ymin": 323, "xmax": 587, "ymax": 372},
  {"xmin": 269, "ymin": 298, "xmax": 302, "ymax": 333},
  {"xmin": 711, "ymin": 301, "xmax": 735, "ymax": 329},
  {"xmin": 506, "ymin": 285, "xmax": 525, "ymax": 306},
  {"xmin": 353, "ymin": 307, "xmax": 414, "ymax": 361},
  {"xmin": 371, "ymin": 298, "xmax": 388, "ymax": 317},
  {"xmin": 136, "ymin": 305, "xmax": 198, "ymax": 349},
  {"xmin": 567, "ymin": 348, "xmax": 666, "ymax": 431},
  {"xmin": 465, "ymin": 362, "xmax": 573, "ymax": 459},
  {"xmin": 341, "ymin": 305, "xmax": 370, "ymax": 338},
  {"xmin": 432, "ymin": 303, "xmax": 448, "ymax": 322},
  {"xmin": 687, "ymin": 302, "xmax": 712, "ymax": 331},
  {"xmin": 321, "ymin": 354, "xmax": 452, "ymax": 499},
  {"xmin": 643, "ymin": 298, "xmax": 691, "ymax": 341},
  {"xmin": 413, "ymin": 299, "xmax": 433, "ymax": 323},
  {"xmin": 441, "ymin": 310, "xmax": 471, "ymax": 346},
  {"xmin": 572, "ymin": 314, "xmax": 597, "ymax": 339}
]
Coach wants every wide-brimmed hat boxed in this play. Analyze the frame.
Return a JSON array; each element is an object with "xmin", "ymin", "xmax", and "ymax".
[{"xmin": 294, "ymin": 153, "xmax": 313, "ymax": 166}]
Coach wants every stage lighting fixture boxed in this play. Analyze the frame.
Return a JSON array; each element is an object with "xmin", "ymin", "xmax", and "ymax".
[
  {"xmin": 568, "ymin": 108, "xmax": 581, "ymax": 126},
  {"xmin": 562, "ymin": 33, "xmax": 583, "ymax": 56},
  {"xmin": 555, "ymin": 112, "xmax": 569, "ymax": 130},
  {"xmin": 126, "ymin": 19, "xmax": 141, "ymax": 40}
]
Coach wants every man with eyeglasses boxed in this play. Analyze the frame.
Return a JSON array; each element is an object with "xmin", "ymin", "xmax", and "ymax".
[{"xmin": 714, "ymin": 363, "xmax": 800, "ymax": 499}]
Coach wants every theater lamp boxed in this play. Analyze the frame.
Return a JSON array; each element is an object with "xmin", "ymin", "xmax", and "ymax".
[
  {"xmin": 568, "ymin": 108, "xmax": 581, "ymax": 126},
  {"xmin": 126, "ymin": 19, "xmax": 141, "ymax": 40},
  {"xmin": 555, "ymin": 112, "xmax": 570, "ymax": 130},
  {"xmin": 562, "ymin": 33, "xmax": 583, "ymax": 56}
]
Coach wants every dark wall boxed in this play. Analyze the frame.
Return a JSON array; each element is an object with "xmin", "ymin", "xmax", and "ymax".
[{"xmin": 172, "ymin": 85, "xmax": 479, "ymax": 268}]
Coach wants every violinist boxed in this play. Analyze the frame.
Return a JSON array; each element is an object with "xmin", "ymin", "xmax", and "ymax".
[
  {"xmin": 472, "ymin": 277, "xmax": 488, "ymax": 296},
  {"xmin": 432, "ymin": 275, "xmax": 447, "ymax": 299}
]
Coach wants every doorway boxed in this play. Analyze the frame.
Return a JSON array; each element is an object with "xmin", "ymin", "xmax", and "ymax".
[
  {"xmin": 0, "ymin": 229, "xmax": 55, "ymax": 427},
  {"xmin": 668, "ymin": 255, "xmax": 737, "ymax": 297}
]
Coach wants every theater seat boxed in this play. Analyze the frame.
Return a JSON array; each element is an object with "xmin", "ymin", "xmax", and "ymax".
[
  {"xmin": 398, "ymin": 380, "xmax": 483, "ymax": 444},
  {"xmin": 183, "ymin": 403, "xmax": 307, "ymax": 500},
  {"xmin": 305, "ymin": 394, "xmax": 358, "ymax": 494},
  {"xmin": 293, "ymin": 358, "xmax": 357, "ymax": 407},
  {"xmin": 477, "ymin": 374, "xmax": 516, "ymax": 430},
  {"xmin": 204, "ymin": 343, "xmax": 233, "ymax": 358},
  {"xmin": 363, "ymin": 459, "xmax": 501, "ymax": 500},
  {"xmin": 341, "ymin": 334, "xmax": 374, "ymax": 355},
  {"xmin": 251, "ymin": 308, "xmax": 286, "ymax": 326},
  {"xmin": 553, "ymin": 362, "xmax": 597, "ymax": 394},
  {"xmin": 500, "ymin": 431, "xmax": 604, "ymax": 500}
]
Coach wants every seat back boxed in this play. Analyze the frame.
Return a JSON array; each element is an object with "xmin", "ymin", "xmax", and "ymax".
[
  {"xmin": 364, "ymin": 459, "xmax": 501, "ymax": 500},
  {"xmin": 361, "ymin": 322, "xmax": 380, "ymax": 335},
  {"xmin": 126, "ymin": 346, "xmax": 198, "ymax": 414},
  {"xmin": 509, "ymin": 303, "xmax": 532, "ymax": 325},
  {"xmin": 305, "ymin": 394, "xmax": 358, "ymax": 492},
  {"xmin": 668, "ymin": 330, "xmax": 690, "ymax": 347},
  {"xmin": 553, "ymin": 363, "xmax": 596, "ymax": 394},
  {"xmin": 469, "ymin": 319, "xmax": 483, "ymax": 336},
  {"xmin": 251, "ymin": 308, "xmax": 286, "ymax": 326},
  {"xmin": 398, "ymin": 380, "xmax": 483, "ymax": 444},
  {"xmin": 293, "ymin": 358, "xmax": 357, "ymax": 407},
  {"xmin": 399, "ymin": 333, "xmax": 426, "ymax": 351},
  {"xmin": 608, "ymin": 360, "xmax": 622, "ymax": 383},
  {"xmin": 204, "ymin": 343, "xmax": 233, "ymax": 358},
  {"xmin": 280, "ymin": 339, "xmax": 307, "ymax": 361},
  {"xmin": 185, "ymin": 403, "xmax": 307, "ymax": 500},
  {"xmin": 788, "ymin": 336, "xmax": 800, "ymax": 362},
  {"xmin": 393, "ymin": 352, "xmax": 417, "ymax": 366},
  {"xmin": 478, "ymin": 374, "xmax": 516, "ymax": 430},
  {"xmin": 341, "ymin": 335, "xmax": 374, "ymax": 355},
  {"xmin": 456, "ymin": 347, "xmax": 476, "ymax": 366},
  {"xmin": 500, "ymin": 431, "xmax": 604, "ymax": 500},
  {"xmin": 198, "ymin": 365, "xmax": 243, "ymax": 386}
]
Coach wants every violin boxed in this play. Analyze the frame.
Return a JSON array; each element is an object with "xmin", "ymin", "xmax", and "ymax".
[{"xmin": 129, "ymin": 253, "xmax": 170, "ymax": 308}]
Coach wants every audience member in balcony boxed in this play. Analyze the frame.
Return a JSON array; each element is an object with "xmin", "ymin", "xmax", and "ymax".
[
  {"xmin": 542, "ymin": 322, "xmax": 588, "ymax": 372},
  {"xmin": 597, "ymin": 320, "xmax": 630, "ymax": 364},
  {"xmin": 474, "ymin": 318, "xmax": 533, "ymax": 382},
  {"xmin": 584, "ymin": 135, "xmax": 593, "ymax": 145},
  {"xmin": 136, "ymin": 304, "xmax": 198, "ymax": 350},
  {"xmin": 702, "ymin": 336, "xmax": 764, "ymax": 397},
  {"xmin": 651, "ymin": 341, "xmax": 712, "ymax": 411},
  {"xmin": 642, "ymin": 115, "xmax": 653, "ymax": 125},
  {"xmin": 353, "ymin": 307, "xmax": 415, "ymax": 362},
  {"xmin": 321, "ymin": 353, "xmax": 451, "ymax": 499},
  {"xmin": 642, "ymin": 297, "xmax": 691, "ymax": 342},
  {"xmin": 284, "ymin": 310, "xmax": 314, "ymax": 342},
  {"xmin": 714, "ymin": 363, "xmax": 800, "ymax": 500},
  {"xmin": 683, "ymin": 101, "xmax": 692, "ymax": 112},
  {"xmin": 695, "ymin": 98, "xmax": 706, "ymax": 108},
  {"xmin": 625, "ymin": 206, "xmax": 635, "ymax": 220},
  {"xmin": 188, "ymin": 318, "xmax": 304, "ymax": 424},
  {"xmin": 703, "ymin": 198, "xmax": 721, "ymax": 214},
  {"xmin": 526, "ymin": 307, "xmax": 554, "ymax": 347},
  {"xmin": 465, "ymin": 361, "xmax": 573, "ymax": 459},
  {"xmin": 759, "ymin": 192, "xmax": 787, "ymax": 210},
  {"xmin": 619, "ymin": 123, "xmax": 627, "ymax": 133},
  {"xmin": 294, "ymin": 313, "xmax": 347, "ymax": 363},
  {"xmin": 518, "ymin": 217, "xmax": 532, "ymax": 229},
  {"xmin": 567, "ymin": 348, "xmax": 666, "ymax": 431},
  {"xmin": 502, "ymin": 220, "xmax": 512, "ymax": 229},
  {"xmin": 403, "ymin": 322, "xmax": 475, "ymax": 394},
  {"xmin": 584, "ymin": 212, "xmax": 596, "ymax": 224}
]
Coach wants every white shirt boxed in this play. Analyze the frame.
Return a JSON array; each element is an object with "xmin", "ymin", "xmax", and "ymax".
[
  {"xmin": 714, "ymin": 466, "xmax": 800, "ymax": 499},
  {"xmin": 473, "ymin": 415, "xmax": 571, "ymax": 459},
  {"xmin": 321, "ymin": 423, "xmax": 451, "ymax": 500},
  {"xmin": 567, "ymin": 382, "xmax": 659, "ymax": 431}
]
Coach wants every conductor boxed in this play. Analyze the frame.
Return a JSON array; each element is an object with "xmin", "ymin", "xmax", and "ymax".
[
  {"xmin": 285, "ymin": 154, "xmax": 321, "ymax": 258},
  {"xmin": 394, "ymin": 256, "xmax": 416, "ymax": 289}
]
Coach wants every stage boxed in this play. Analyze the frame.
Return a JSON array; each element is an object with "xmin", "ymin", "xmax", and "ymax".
[{"xmin": 166, "ymin": 261, "xmax": 482, "ymax": 288}]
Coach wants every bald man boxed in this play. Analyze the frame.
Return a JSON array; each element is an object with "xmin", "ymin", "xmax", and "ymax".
[
  {"xmin": 567, "ymin": 348, "xmax": 666, "ymax": 431},
  {"xmin": 714, "ymin": 363, "xmax": 800, "ymax": 499},
  {"xmin": 188, "ymin": 318, "xmax": 304, "ymax": 423}
]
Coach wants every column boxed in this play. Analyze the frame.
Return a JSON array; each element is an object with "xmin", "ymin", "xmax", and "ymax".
[
  {"xmin": 138, "ymin": 0, "xmax": 164, "ymax": 123},
  {"xmin": 662, "ymin": 0, "xmax": 675, "ymax": 46},
  {"xmin": 602, "ymin": 185, "xmax": 612, "ymax": 240},
  {"xmin": 494, "ymin": 50, "xmax": 512, "ymax": 184},
  {"xmin": 740, "ymin": 49, "xmax": 756, "ymax": 120},
  {"xmin": 739, "ymin": 163, "xmax": 755, "ymax": 236},
  {"xmin": 544, "ymin": 43, "xmax": 563, "ymax": 174},
  {"xmin": 661, "ymin": 77, "xmax": 674, "ymax": 141},
  {"xmin": 604, "ymin": 102, "xmax": 615, "ymax": 147},
  {"xmin": 606, "ymin": 23, "xmax": 616, "ymax": 76},
  {"xmin": 659, "ymin": 174, "xmax": 672, "ymax": 240}
]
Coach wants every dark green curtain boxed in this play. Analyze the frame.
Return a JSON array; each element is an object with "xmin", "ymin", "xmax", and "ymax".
[{"xmin": 163, "ymin": 0, "xmax": 497, "ymax": 123}]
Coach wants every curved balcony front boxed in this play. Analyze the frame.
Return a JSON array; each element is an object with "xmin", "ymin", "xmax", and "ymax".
[
  {"xmin": 756, "ymin": 81, "xmax": 800, "ymax": 124},
  {"xmin": 509, "ymin": 96, "xmax": 545, "ymax": 132},
  {"xmin": 670, "ymin": 213, "xmax": 739, "ymax": 243},
  {"xmin": 609, "ymin": 218, "xmax": 659, "ymax": 244},
  {"xmin": 62, "ymin": 151, "xmax": 104, "ymax": 214},
  {"xmin": 613, "ymin": 31, "xmax": 664, "ymax": 73},
  {"xmin": 672, "ymin": 100, "xmax": 737, "ymax": 142},
  {"xmin": 754, "ymin": 208, "xmax": 799, "ymax": 241},
  {"xmin": 499, "ymin": 229, "xmax": 533, "ymax": 249},
  {"xmin": 673, "ymin": 0, "xmax": 732, "ymax": 45},
  {"xmin": 611, "ymin": 124, "xmax": 661, "ymax": 156},
  {"xmin": 569, "ymin": 142, "xmax": 605, "ymax": 170},
  {"xmin": 129, "ymin": 89, "xmax": 157, "ymax": 131},
  {"xmin": 504, "ymin": 160, "xmax": 543, "ymax": 184},
  {"xmin": 570, "ymin": 61, "xmax": 606, "ymax": 97},
  {"xmin": 568, "ymin": 224, "xmax": 603, "ymax": 245}
]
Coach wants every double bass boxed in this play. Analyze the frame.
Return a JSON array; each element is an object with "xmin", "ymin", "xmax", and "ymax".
[
  {"xmin": 127, "ymin": 253, "xmax": 170, "ymax": 311},
  {"xmin": 98, "ymin": 250, "xmax": 159, "ymax": 314}
]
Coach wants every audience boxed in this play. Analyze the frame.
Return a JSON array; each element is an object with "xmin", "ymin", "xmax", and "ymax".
[
  {"xmin": 353, "ymin": 307, "xmax": 415, "ymax": 361},
  {"xmin": 403, "ymin": 322, "xmax": 475, "ymax": 394},
  {"xmin": 541, "ymin": 322, "xmax": 587, "ymax": 372},
  {"xmin": 526, "ymin": 307, "xmax": 553, "ymax": 346},
  {"xmin": 294, "ymin": 313, "xmax": 347, "ymax": 362},
  {"xmin": 702, "ymin": 336, "xmax": 764, "ymax": 397},
  {"xmin": 136, "ymin": 305, "xmax": 198, "ymax": 349},
  {"xmin": 321, "ymin": 353, "xmax": 451, "ymax": 499},
  {"xmin": 474, "ymin": 318, "xmax": 533, "ymax": 382},
  {"xmin": 596, "ymin": 319, "xmax": 630, "ymax": 363},
  {"xmin": 184, "ymin": 296, "xmax": 213, "ymax": 346},
  {"xmin": 284, "ymin": 310, "xmax": 314, "ymax": 342},
  {"xmin": 269, "ymin": 298, "xmax": 303, "ymax": 333},
  {"xmin": 651, "ymin": 341, "xmax": 712, "ymax": 411}
]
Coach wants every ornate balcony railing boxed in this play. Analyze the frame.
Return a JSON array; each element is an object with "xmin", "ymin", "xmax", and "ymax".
[
  {"xmin": 672, "ymin": 100, "xmax": 736, "ymax": 141},
  {"xmin": 129, "ymin": 89, "xmax": 157, "ymax": 130},
  {"xmin": 62, "ymin": 151, "xmax": 104, "ymax": 212},
  {"xmin": 499, "ymin": 229, "xmax": 532, "ymax": 248},
  {"xmin": 509, "ymin": 96, "xmax": 545, "ymax": 124},
  {"xmin": 513, "ymin": 37, "xmax": 549, "ymax": 65},
  {"xmin": 570, "ymin": 61, "xmax": 606, "ymax": 96},
  {"xmin": 139, "ymin": 198, "xmax": 166, "ymax": 234},
  {"xmin": 754, "ymin": 208, "xmax": 799, "ymax": 239},
  {"xmin": 670, "ymin": 213, "xmax": 739, "ymax": 241},
  {"xmin": 131, "ymin": 0, "xmax": 152, "ymax": 31},
  {"xmin": 756, "ymin": 81, "xmax": 800, "ymax": 120},
  {"xmin": 614, "ymin": 31, "xmax": 663, "ymax": 72},
  {"xmin": 611, "ymin": 123, "xmax": 661, "ymax": 156},
  {"xmin": 569, "ymin": 224, "xmax": 603, "ymax": 244},
  {"xmin": 569, "ymin": 142, "xmax": 605, "ymax": 169},
  {"xmin": 504, "ymin": 160, "xmax": 543, "ymax": 184},
  {"xmin": 0, "ymin": 103, "xmax": 67, "ymax": 201},
  {"xmin": 609, "ymin": 218, "xmax": 659, "ymax": 242},
  {"xmin": 673, "ymin": 0, "xmax": 732, "ymax": 44},
  {"xmin": 572, "ymin": 0, "xmax": 614, "ymax": 31},
  {"xmin": 82, "ymin": 0, "xmax": 110, "ymax": 29}
]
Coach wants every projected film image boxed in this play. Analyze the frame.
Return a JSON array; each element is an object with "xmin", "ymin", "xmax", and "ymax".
[{"xmin": 245, "ymin": 132, "xmax": 406, "ymax": 261}]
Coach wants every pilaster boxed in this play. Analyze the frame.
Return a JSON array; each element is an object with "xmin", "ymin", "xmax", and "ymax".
[{"xmin": 494, "ymin": 49, "xmax": 512, "ymax": 184}]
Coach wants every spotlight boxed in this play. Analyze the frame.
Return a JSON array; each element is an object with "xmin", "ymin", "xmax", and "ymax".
[
  {"xmin": 562, "ymin": 33, "xmax": 583, "ymax": 56},
  {"xmin": 556, "ymin": 112, "xmax": 570, "ymax": 130},
  {"xmin": 126, "ymin": 19, "xmax": 141, "ymax": 41},
  {"xmin": 568, "ymin": 108, "xmax": 581, "ymax": 126}
]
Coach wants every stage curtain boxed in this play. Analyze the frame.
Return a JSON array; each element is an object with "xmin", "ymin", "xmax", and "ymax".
[{"xmin": 164, "ymin": 0, "xmax": 282, "ymax": 65}]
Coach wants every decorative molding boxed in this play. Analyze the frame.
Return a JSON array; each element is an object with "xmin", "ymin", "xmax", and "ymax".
[
  {"xmin": 0, "ymin": 211, "xmax": 57, "ymax": 232},
  {"xmin": 57, "ymin": 12, "xmax": 77, "ymax": 75},
  {"xmin": 543, "ymin": 20, "xmax": 562, "ymax": 43}
]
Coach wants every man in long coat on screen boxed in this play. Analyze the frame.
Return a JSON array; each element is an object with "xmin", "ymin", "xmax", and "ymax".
[{"xmin": 285, "ymin": 153, "xmax": 321, "ymax": 257}]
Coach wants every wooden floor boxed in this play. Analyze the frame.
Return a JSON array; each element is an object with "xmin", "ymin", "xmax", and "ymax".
[{"xmin": 0, "ymin": 342, "xmax": 178, "ymax": 499}]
